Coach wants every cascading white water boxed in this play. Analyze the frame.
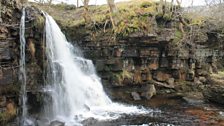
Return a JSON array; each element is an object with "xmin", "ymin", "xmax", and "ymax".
[
  {"xmin": 44, "ymin": 13, "xmax": 149, "ymax": 125},
  {"xmin": 19, "ymin": 8, "xmax": 28, "ymax": 124}
]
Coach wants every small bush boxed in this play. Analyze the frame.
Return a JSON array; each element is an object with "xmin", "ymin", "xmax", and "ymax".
[
  {"xmin": 140, "ymin": 2, "xmax": 153, "ymax": 8},
  {"xmin": 173, "ymin": 30, "xmax": 183, "ymax": 43}
]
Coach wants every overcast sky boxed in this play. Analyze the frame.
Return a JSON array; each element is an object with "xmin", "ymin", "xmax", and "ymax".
[{"xmin": 30, "ymin": 0, "xmax": 207, "ymax": 7}]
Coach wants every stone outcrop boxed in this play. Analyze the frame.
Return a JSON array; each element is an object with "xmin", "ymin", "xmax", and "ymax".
[
  {"xmin": 203, "ymin": 75, "xmax": 224, "ymax": 105},
  {"xmin": 63, "ymin": 24, "xmax": 223, "ymax": 101},
  {"xmin": 36, "ymin": 2, "xmax": 224, "ymax": 102},
  {"xmin": 0, "ymin": 0, "xmax": 22, "ymax": 124},
  {"xmin": 31, "ymin": 0, "xmax": 224, "ymax": 103},
  {"xmin": 0, "ymin": 0, "xmax": 45, "ymax": 124},
  {"xmin": 203, "ymin": 84, "xmax": 224, "ymax": 105}
]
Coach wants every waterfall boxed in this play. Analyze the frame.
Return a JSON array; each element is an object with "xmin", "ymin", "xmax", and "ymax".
[
  {"xmin": 19, "ymin": 8, "xmax": 28, "ymax": 124},
  {"xmin": 44, "ymin": 13, "xmax": 149, "ymax": 125}
]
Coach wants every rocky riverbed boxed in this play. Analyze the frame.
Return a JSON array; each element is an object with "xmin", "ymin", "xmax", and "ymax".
[{"xmin": 37, "ymin": 96, "xmax": 224, "ymax": 126}]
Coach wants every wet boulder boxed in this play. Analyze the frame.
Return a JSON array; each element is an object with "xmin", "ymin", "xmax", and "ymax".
[
  {"xmin": 82, "ymin": 117, "xmax": 98, "ymax": 126},
  {"xmin": 141, "ymin": 84, "xmax": 156, "ymax": 100},
  {"xmin": 167, "ymin": 78, "xmax": 175, "ymax": 86},
  {"xmin": 131, "ymin": 92, "xmax": 141, "ymax": 101},
  {"xmin": 50, "ymin": 120, "xmax": 65, "ymax": 126},
  {"xmin": 203, "ymin": 84, "xmax": 224, "ymax": 105}
]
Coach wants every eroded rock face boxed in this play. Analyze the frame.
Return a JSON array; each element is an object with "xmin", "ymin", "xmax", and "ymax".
[
  {"xmin": 0, "ymin": 0, "xmax": 45, "ymax": 124},
  {"xmin": 65, "ymin": 26, "xmax": 223, "ymax": 101},
  {"xmin": 0, "ymin": 0, "xmax": 22, "ymax": 124}
]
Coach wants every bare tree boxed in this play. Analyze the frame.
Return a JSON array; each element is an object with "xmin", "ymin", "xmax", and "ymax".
[
  {"xmin": 107, "ymin": 0, "xmax": 117, "ymax": 13},
  {"xmin": 176, "ymin": 0, "xmax": 182, "ymax": 6},
  {"xmin": 159, "ymin": 0, "xmax": 164, "ymax": 13},
  {"xmin": 0, "ymin": 1, "xmax": 2, "ymax": 23},
  {"xmin": 191, "ymin": 0, "xmax": 194, "ymax": 6},
  {"xmin": 169, "ymin": 0, "xmax": 174, "ymax": 14},
  {"xmin": 48, "ymin": 0, "xmax": 53, "ymax": 4},
  {"xmin": 81, "ymin": 0, "xmax": 91, "ymax": 23},
  {"xmin": 107, "ymin": 0, "xmax": 117, "ymax": 29},
  {"xmin": 33, "ymin": 0, "xmax": 44, "ymax": 4},
  {"xmin": 20, "ymin": 0, "xmax": 28, "ymax": 4},
  {"xmin": 77, "ymin": 0, "xmax": 79, "ymax": 7}
]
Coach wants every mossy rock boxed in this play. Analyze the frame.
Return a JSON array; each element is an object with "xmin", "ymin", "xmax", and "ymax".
[
  {"xmin": 156, "ymin": 13, "xmax": 172, "ymax": 22},
  {"xmin": 112, "ymin": 70, "xmax": 133, "ymax": 86},
  {"xmin": 0, "ymin": 102, "xmax": 17, "ymax": 125},
  {"xmin": 163, "ymin": 13, "xmax": 172, "ymax": 21},
  {"xmin": 173, "ymin": 29, "xmax": 183, "ymax": 44},
  {"xmin": 33, "ymin": 14, "xmax": 45, "ymax": 30},
  {"xmin": 0, "ymin": 84, "xmax": 20, "ymax": 95},
  {"xmin": 140, "ymin": 1, "xmax": 153, "ymax": 8}
]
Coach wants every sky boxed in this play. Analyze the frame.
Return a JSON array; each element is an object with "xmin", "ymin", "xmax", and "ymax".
[{"xmin": 29, "ymin": 0, "xmax": 207, "ymax": 7}]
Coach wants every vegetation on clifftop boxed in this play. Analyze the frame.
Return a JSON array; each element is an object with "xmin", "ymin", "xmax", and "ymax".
[
  {"xmin": 31, "ymin": 0, "xmax": 218, "ymax": 47},
  {"xmin": 31, "ymin": 0, "xmax": 188, "ymax": 37}
]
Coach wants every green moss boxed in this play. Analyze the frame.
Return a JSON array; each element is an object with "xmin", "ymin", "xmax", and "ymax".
[
  {"xmin": 0, "ymin": 112, "xmax": 7, "ymax": 122},
  {"xmin": 155, "ymin": 12, "xmax": 163, "ymax": 18},
  {"xmin": 33, "ymin": 15, "xmax": 45, "ymax": 29},
  {"xmin": 0, "ymin": 112, "xmax": 10, "ymax": 125},
  {"xmin": 32, "ymin": 0, "xmax": 192, "ymax": 39},
  {"xmin": 113, "ymin": 70, "xmax": 133, "ymax": 81},
  {"xmin": 140, "ymin": 1, "xmax": 153, "ymax": 8},
  {"xmin": 54, "ymin": 3, "xmax": 76, "ymax": 10},
  {"xmin": 173, "ymin": 30, "xmax": 183, "ymax": 43},
  {"xmin": 114, "ymin": 0, "xmax": 156, "ymax": 35},
  {"xmin": 114, "ymin": 2, "xmax": 156, "ymax": 37},
  {"xmin": 156, "ymin": 12, "xmax": 172, "ymax": 22},
  {"xmin": 211, "ymin": 71, "xmax": 224, "ymax": 79},
  {"xmin": 112, "ymin": 72, "xmax": 123, "ymax": 85},
  {"xmin": 31, "ymin": 0, "xmax": 158, "ymax": 37},
  {"xmin": 122, "ymin": 70, "xmax": 133, "ymax": 79},
  {"xmin": 183, "ymin": 12, "xmax": 206, "ymax": 26},
  {"xmin": 162, "ymin": 13, "xmax": 172, "ymax": 21},
  {"xmin": 0, "ymin": 84, "xmax": 20, "ymax": 95}
]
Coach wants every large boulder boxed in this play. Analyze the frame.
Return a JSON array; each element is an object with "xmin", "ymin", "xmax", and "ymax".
[
  {"xmin": 131, "ymin": 92, "xmax": 141, "ymax": 101},
  {"xmin": 203, "ymin": 75, "xmax": 224, "ymax": 105},
  {"xmin": 50, "ymin": 120, "xmax": 65, "ymax": 126},
  {"xmin": 141, "ymin": 84, "xmax": 156, "ymax": 100},
  {"xmin": 203, "ymin": 84, "xmax": 224, "ymax": 105}
]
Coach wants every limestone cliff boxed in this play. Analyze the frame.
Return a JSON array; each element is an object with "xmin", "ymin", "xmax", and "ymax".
[
  {"xmin": 34, "ymin": 1, "xmax": 224, "ymax": 102},
  {"xmin": 0, "ymin": 0, "xmax": 45, "ymax": 124}
]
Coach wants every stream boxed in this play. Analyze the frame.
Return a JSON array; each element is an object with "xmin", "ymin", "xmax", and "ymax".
[{"xmin": 81, "ymin": 96, "xmax": 224, "ymax": 126}]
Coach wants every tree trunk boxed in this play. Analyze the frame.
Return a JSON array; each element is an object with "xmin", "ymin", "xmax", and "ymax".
[
  {"xmin": 107, "ymin": 0, "xmax": 117, "ymax": 29},
  {"xmin": 176, "ymin": 0, "xmax": 181, "ymax": 6},
  {"xmin": 0, "ymin": 1, "xmax": 2, "ymax": 23},
  {"xmin": 77, "ymin": 0, "xmax": 79, "ymax": 7},
  {"xmin": 48, "ymin": 0, "xmax": 53, "ymax": 5},
  {"xmin": 82, "ymin": 0, "xmax": 91, "ymax": 23},
  {"xmin": 20, "ymin": 0, "xmax": 28, "ymax": 4},
  {"xmin": 107, "ymin": 0, "xmax": 117, "ymax": 13},
  {"xmin": 170, "ymin": 0, "xmax": 174, "ymax": 14},
  {"xmin": 159, "ymin": 0, "xmax": 163, "ymax": 13}
]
